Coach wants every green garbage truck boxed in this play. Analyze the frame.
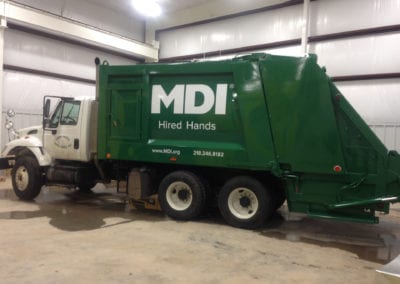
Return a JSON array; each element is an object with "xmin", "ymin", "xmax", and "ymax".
[{"xmin": 2, "ymin": 53, "xmax": 400, "ymax": 229}]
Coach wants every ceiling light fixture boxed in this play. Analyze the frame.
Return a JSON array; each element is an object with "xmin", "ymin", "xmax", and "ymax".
[{"xmin": 132, "ymin": 0, "xmax": 162, "ymax": 18}]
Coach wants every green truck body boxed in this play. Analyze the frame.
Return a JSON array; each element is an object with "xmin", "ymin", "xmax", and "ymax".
[{"xmin": 97, "ymin": 53, "xmax": 400, "ymax": 226}]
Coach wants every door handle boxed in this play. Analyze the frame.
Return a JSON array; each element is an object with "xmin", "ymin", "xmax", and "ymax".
[{"xmin": 74, "ymin": 139, "xmax": 79, "ymax": 149}]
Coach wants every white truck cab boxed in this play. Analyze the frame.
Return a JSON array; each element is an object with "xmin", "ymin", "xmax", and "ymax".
[
  {"xmin": 42, "ymin": 96, "xmax": 97, "ymax": 162},
  {"xmin": 2, "ymin": 97, "xmax": 97, "ymax": 164},
  {"xmin": 1, "ymin": 96, "xmax": 100, "ymax": 199}
]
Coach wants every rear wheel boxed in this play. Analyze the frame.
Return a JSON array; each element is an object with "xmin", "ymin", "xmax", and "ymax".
[
  {"xmin": 218, "ymin": 176, "xmax": 272, "ymax": 229},
  {"xmin": 11, "ymin": 155, "xmax": 43, "ymax": 200},
  {"xmin": 158, "ymin": 171, "xmax": 206, "ymax": 220}
]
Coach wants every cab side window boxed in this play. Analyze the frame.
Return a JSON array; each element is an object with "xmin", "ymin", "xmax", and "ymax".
[
  {"xmin": 60, "ymin": 101, "xmax": 81, "ymax": 125},
  {"xmin": 49, "ymin": 102, "xmax": 63, "ymax": 128}
]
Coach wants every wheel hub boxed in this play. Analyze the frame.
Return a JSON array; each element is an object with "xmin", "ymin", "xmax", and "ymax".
[
  {"xmin": 166, "ymin": 181, "xmax": 193, "ymax": 211},
  {"xmin": 227, "ymin": 187, "xmax": 259, "ymax": 220},
  {"xmin": 178, "ymin": 189, "xmax": 189, "ymax": 201},
  {"xmin": 239, "ymin": 196, "xmax": 251, "ymax": 207},
  {"xmin": 15, "ymin": 166, "xmax": 29, "ymax": 191}
]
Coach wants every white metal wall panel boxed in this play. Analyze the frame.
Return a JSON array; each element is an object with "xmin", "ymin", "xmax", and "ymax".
[
  {"xmin": 9, "ymin": 0, "xmax": 66, "ymax": 15},
  {"xmin": 158, "ymin": 0, "xmax": 400, "ymax": 59},
  {"xmin": 1, "ymin": 70, "xmax": 95, "ymax": 147},
  {"xmin": 10, "ymin": 0, "xmax": 144, "ymax": 41},
  {"xmin": 336, "ymin": 79, "xmax": 400, "ymax": 125},
  {"xmin": 370, "ymin": 125, "xmax": 400, "ymax": 153},
  {"xmin": 2, "ymin": 70, "xmax": 94, "ymax": 113},
  {"xmin": 310, "ymin": 33, "xmax": 400, "ymax": 77},
  {"xmin": 158, "ymin": 5, "xmax": 304, "ymax": 58},
  {"xmin": 337, "ymin": 79, "xmax": 400, "ymax": 153},
  {"xmin": 4, "ymin": 29, "xmax": 137, "ymax": 80},
  {"xmin": 311, "ymin": 0, "xmax": 400, "ymax": 35}
]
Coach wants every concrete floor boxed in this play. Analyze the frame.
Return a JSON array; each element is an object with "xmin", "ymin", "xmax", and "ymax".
[{"xmin": 1, "ymin": 178, "xmax": 400, "ymax": 283}]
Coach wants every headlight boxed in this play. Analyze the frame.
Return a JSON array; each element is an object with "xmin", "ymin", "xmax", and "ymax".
[{"xmin": 5, "ymin": 121, "xmax": 13, "ymax": 130}]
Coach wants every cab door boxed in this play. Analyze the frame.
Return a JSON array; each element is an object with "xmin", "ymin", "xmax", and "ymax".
[{"xmin": 43, "ymin": 99, "xmax": 82, "ymax": 161}]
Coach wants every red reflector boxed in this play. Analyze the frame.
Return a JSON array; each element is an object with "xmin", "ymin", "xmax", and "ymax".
[
  {"xmin": 170, "ymin": 157, "xmax": 177, "ymax": 162},
  {"xmin": 333, "ymin": 165, "xmax": 342, "ymax": 172}
]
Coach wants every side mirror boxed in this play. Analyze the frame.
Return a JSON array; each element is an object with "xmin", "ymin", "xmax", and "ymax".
[
  {"xmin": 44, "ymin": 99, "xmax": 51, "ymax": 118},
  {"xmin": 43, "ymin": 118, "xmax": 50, "ymax": 128}
]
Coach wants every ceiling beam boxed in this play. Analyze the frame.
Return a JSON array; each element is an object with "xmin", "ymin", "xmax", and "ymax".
[{"xmin": 1, "ymin": 2, "xmax": 159, "ymax": 61}]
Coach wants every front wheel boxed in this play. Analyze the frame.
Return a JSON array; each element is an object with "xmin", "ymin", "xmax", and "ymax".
[
  {"xmin": 218, "ymin": 176, "xmax": 272, "ymax": 229},
  {"xmin": 158, "ymin": 171, "xmax": 206, "ymax": 220},
  {"xmin": 11, "ymin": 155, "xmax": 43, "ymax": 200}
]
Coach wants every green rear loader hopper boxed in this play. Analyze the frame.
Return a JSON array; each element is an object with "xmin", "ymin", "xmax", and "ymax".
[{"xmin": 97, "ymin": 53, "xmax": 400, "ymax": 228}]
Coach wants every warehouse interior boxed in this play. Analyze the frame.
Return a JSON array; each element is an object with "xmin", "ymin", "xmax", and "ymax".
[{"xmin": 0, "ymin": 0, "xmax": 400, "ymax": 282}]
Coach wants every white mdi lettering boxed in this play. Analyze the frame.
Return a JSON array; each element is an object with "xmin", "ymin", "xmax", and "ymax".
[{"xmin": 151, "ymin": 84, "xmax": 228, "ymax": 115}]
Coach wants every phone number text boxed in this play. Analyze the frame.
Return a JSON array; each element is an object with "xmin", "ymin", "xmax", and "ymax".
[{"xmin": 193, "ymin": 150, "xmax": 224, "ymax": 158}]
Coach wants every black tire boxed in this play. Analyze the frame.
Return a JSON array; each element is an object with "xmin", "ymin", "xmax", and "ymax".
[
  {"xmin": 158, "ymin": 171, "xmax": 206, "ymax": 220},
  {"xmin": 218, "ymin": 176, "xmax": 273, "ymax": 229},
  {"xmin": 11, "ymin": 155, "xmax": 43, "ymax": 200}
]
